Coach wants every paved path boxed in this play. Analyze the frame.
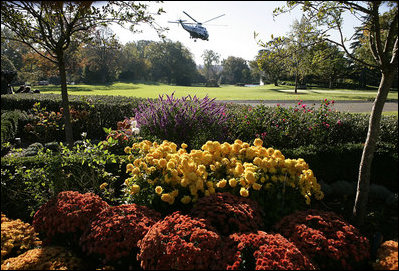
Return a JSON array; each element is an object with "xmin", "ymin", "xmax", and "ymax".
[{"xmin": 219, "ymin": 100, "xmax": 398, "ymax": 113}]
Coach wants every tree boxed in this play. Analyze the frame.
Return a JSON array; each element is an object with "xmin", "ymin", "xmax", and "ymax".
[
  {"xmin": 81, "ymin": 27, "xmax": 122, "ymax": 84},
  {"xmin": 221, "ymin": 56, "xmax": 250, "ymax": 84},
  {"xmin": 256, "ymin": 36, "xmax": 289, "ymax": 86},
  {"xmin": 201, "ymin": 49, "xmax": 221, "ymax": 86},
  {"xmin": 275, "ymin": 1, "xmax": 398, "ymax": 225},
  {"xmin": 1, "ymin": 1, "xmax": 165, "ymax": 147}
]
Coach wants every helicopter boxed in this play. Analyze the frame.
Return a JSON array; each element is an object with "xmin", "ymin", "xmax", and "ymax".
[{"xmin": 168, "ymin": 11, "xmax": 225, "ymax": 41}]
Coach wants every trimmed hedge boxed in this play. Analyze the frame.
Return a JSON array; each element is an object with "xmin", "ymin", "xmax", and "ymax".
[
  {"xmin": 1, "ymin": 94, "xmax": 150, "ymax": 140},
  {"xmin": 282, "ymin": 142, "xmax": 398, "ymax": 191}
]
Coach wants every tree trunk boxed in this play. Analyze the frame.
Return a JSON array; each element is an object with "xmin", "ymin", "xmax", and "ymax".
[
  {"xmin": 294, "ymin": 69, "xmax": 298, "ymax": 94},
  {"xmin": 352, "ymin": 70, "xmax": 395, "ymax": 226},
  {"xmin": 274, "ymin": 78, "xmax": 279, "ymax": 86},
  {"xmin": 58, "ymin": 53, "xmax": 74, "ymax": 148}
]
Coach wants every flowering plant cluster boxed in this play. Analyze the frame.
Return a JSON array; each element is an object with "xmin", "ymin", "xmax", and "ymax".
[
  {"xmin": 134, "ymin": 93, "xmax": 231, "ymax": 149},
  {"xmin": 137, "ymin": 211, "xmax": 225, "ymax": 270},
  {"xmin": 224, "ymin": 231, "xmax": 315, "ymax": 270},
  {"xmin": 101, "ymin": 118, "xmax": 141, "ymax": 155},
  {"xmin": 32, "ymin": 191, "xmax": 109, "ymax": 245},
  {"xmin": 373, "ymin": 240, "xmax": 398, "ymax": 270},
  {"xmin": 122, "ymin": 138, "xmax": 323, "ymax": 223},
  {"xmin": 80, "ymin": 204, "xmax": 161, "ymax": 265},
  {"xmin": 1, "ymin": 213, "xmax": 42, "ymax": 262},
  {"xmin": 1, "ymin": 246, "xmax": 85, "ymax": 270},
  {"xmin": 191, "ymin": 192, "xmax": 264, "ymax": 235},
  {"xmin": 229, "ymin": 99, "xmax": 368, "ymax": 149},
  {"xmin": 274, "ymin": 209, "xmax": 370, "ymax": 269},
  {"xmin": 23, "ymin": 102, "xmax": 90, "ymax": 143}
]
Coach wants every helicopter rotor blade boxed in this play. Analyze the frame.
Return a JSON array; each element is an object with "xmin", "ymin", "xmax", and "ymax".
[
  {"xmin": 183, "ymin": 11, "xmax": 198, "ymax": 23},
  {"xmin": 203, "ymin": 14, "xmax": 225, "ymax": 24}
]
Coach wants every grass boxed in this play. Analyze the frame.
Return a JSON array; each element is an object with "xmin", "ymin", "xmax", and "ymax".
[{"xmin": 34, "ymin": 82, "xmax": 399, "ymax": 101}]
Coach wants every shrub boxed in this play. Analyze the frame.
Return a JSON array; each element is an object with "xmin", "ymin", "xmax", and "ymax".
[
  {"xmin": 1, "ymin": 110, "xmax": 27, "ymax": 145},
  {"xmin": 1, "ymin": 246, "xmax": 85, "ymax": 270},
  {"xmin": 224, "ymin": 231, "xmax": 315, "ymax": 270},
  {"xmin": 227, "ymin": 100, "xmax": 397, "ymax": 149},
  {"xmin": 137, "ymin": 211, "xmax": 225, "ymax": 270},
  {"xmin": 80, "ymin": 204, "xmax": 161, "ymax": 267},
  {"xmin": 1, "ymin": 141, "xmax": 123, "ymax": 221},
  {"xmin": 373, "ymin": 240, "xmax": 398, "ymax": 270},
  {"xmin": 1, "ymin": 214, "xmax": 42, "ymax": 262},
  {"xmin": 135, "ymin": 93, "xmax": 231, "ymax": 150},
  {"xmin": 123, "ymin": 139, "xmax": 323, "ymax": 224},
  {"xmin": 1, "ymin": 93, "xmax": 148, "ymax": 141},
  {"xmin": 32, "ymin": 191, "xmax": 109, "ymax": 246},
  {"xmin": 274, "ymin": 209, "xmax": 370, "ymax": 269},
  {"xmin": 190, "ymin": 192, "xmax": 264, "ymax": 235}
]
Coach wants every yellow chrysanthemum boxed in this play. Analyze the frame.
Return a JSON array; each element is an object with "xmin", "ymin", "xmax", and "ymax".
[
  {"xmin": 181, "ymin": 195, "xmax": 191, "ymax": 204},
  {"xmin": 252, "ymin": 182, "xmax": 262, "ymax": 190},
  {"xmin": 155, "ymin": 186, "xmax": 163, "ymax": 195},
  {"xmin": 229, "ymin": 178, "xmax": 237, "ymax": 187},
  {"xmin": 126, "ymin": 163, "xmax": 134, "ymax": 172},
  {"xmin": 130, "ymin": 184, "xmax": 140, "ymax": 195},
  {"xmin": 216, "ymin": 179, "xmax": 227, "ymax": 188},
  {"xmin": 124, "ymin": 146, "xmax": 132, "ymax": 154},
  {"xmin": 181, "ymin": 143, "xmax": 188, "ymax": 149},
  {"xmin": 240, "ymin": 187, "xmax": 249, "ymax": 197},
  {"xmin": 99, "ymin": 182, "xmax": 108, "ymax": 190},
  {"xmin": 254, "ymin": 138, "xmax": 263, "ymax": 147}
]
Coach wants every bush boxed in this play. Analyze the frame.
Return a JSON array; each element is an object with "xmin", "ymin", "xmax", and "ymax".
[
  {"xmin": 122, "ymin": 139, "xmax": 323, "ymax": 225},
  {"xmin": 227, "ymin": 100, "xmax": 397, "ymax": 149},
  {"xmin": 274, "ymin": 209, "xmax": 370, "ymax": 269},
  {"xmin": 1, "ymin": 246, "xmax": 85, "ymax": 270},
  {"xmin": 1, "ymin": 141, "xmax": 125, "ymax": 222},
  {"xmin": 224, "ymin": 231, "xmax": 315, "ymax": 270},
  {"xmin": 137, "ymin": 211, "xmax": 224, "ymax": 270},
  {"xmin": 1, "ymin": 214, "xmax": 42, "ymax": 262},
  {"xmin": 135, "ymin": 93, "xmax": 231, "ymax": 150},
  {"xmin": 190, "ymin": 192, "xmax": 264, "ymax": 235},
  {"xmin": 1, "ymin": 110, "xmax": 27, "ymax": 145},
  {"xmin": 32, "ymin": 191, "xmax": 109, "ymax": 247},
  {"xmin": 80, "ymin": 204, "xmax": 161, "ymax": 267},
  {"xmin": 373, "ymin": 240, "xmax": 398, "ymax": 270},
  {"xmin": 1, "ymin": 93, "xmax": 148, "ymax": 141}
]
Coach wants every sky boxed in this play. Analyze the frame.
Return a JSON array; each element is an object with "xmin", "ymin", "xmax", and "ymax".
[{"xmin": 108, "ymin": 1, "xmax": 365, "ymax": 65}]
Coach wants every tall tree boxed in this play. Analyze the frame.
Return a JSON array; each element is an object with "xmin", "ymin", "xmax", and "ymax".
[
  {"xmin": 275, "ymin": 1, "xmax": 398, "ymax": 225},
  {"xmin": 221, "ymin": 56, "xmax": 250, "ymax": 84},
  {"xmin": 201, "ymin": 49, "xmax": 221, "ymax": 86},
  {"xmin": 1, "ymin": 1, "xmax": 164, "ymax": 147}
]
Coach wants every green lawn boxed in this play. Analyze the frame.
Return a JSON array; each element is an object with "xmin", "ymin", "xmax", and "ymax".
[{"xmin": 34, "ymin": 82, "xmax": 398, "ymax": 101}]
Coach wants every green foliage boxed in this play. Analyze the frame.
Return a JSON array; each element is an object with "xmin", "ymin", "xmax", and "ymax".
[
  {"xmin": 1, "ymin": 141, "xmax": 127, "ymax": 222},
  {"xmin": 1, "ymin": 110, "xmax": 27, "ymax": 145}
]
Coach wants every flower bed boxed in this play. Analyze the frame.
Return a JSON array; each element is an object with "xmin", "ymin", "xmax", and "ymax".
[
  {"xmin": 275, "ymin": 209, "xmax": 370, "ymax": 269},
  {"xmin": 122, "ymin": 138, "xmax": 324, "ymax": 225},
  {"xmin": 80, "ymin": 204, "xmax": 161, "ymax": 266},
  {"xmin": 32, "ymin": 191, "xmax": 109, "ymax": 246},
  {"xmin": 191, "ymin": 192, "xmax": 264, "ymax": 235},
  {"xmin": 373, "ymin": 240, "xmax": 398, "ymax": 270},
  {"xmin": 137, "ymin": 211, "xmax": 225, "ymax": 270}
]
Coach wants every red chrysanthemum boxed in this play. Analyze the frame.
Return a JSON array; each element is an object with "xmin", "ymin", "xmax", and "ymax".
[
  {"xmin": 137, "ymin": 211, "xmax": 226, "ymax": 270},
  {"xmin": 224, "ymin": 231, "xmax": 315, "ymax": 270},
  {"xmin": 275, "ymin": 209, "xmax": 370, "ymax": 269},
  {"xmin": 80, "ymin": 204, "xmax": 161, "ymax": 265},
  {"xmin": 32, "ymin": 191, "xmax": 109, "ymax": 245},
  {"xmin": 190, "ymin": 192, "xmax": 264, "ymax": 235}
]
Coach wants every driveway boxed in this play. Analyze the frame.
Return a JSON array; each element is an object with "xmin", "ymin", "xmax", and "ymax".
[{"xmin": 219, "ymin": 100, "xmax": 398, "ymax": 113}]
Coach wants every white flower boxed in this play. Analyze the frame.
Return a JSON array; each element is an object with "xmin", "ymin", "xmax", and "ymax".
[
  {"xmin": 81, "ymin": 132, "xmax": 87, "ymax": 139},
  {"xmin": 132, "ymin": 127, "xmax": 140, "ymax": 135},
  {"xmin": 131, "ymin": 120, "xmax": 138, "ymax": 128}
]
